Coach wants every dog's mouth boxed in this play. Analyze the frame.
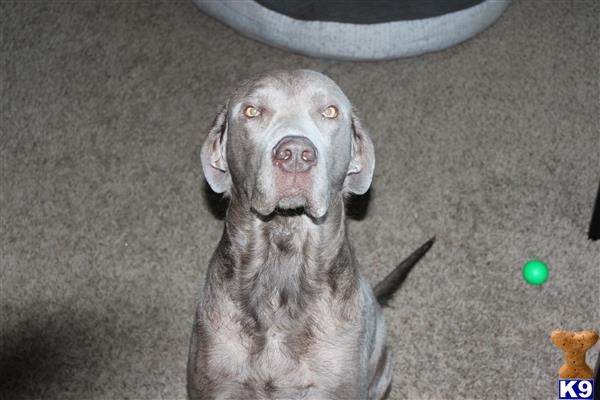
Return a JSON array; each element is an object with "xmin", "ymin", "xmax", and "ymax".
[
  {"xmin": 273, "ymin": 206, "xmax": 306, "ymax": 217},
  {"xmin": 276, "ymin": 195, "xmax": 319, "ymax": 220},
  {"xmin": 251, "ymin": 187, "xmax": 328, "ymax": 220},
  {"xmin": 251, "ymin": 158, "xmax": 330, "ymax": 220},
  {"xmin": 253, "ymin": 172, "xmax": 311, "ymax": 213},
  {"xmin": 277, "ymin": 187, "xmax": 309, "ymax": 208},
  {"xmin": 253, "ymin": 191, "xmax": 312, "ymax": 217}
]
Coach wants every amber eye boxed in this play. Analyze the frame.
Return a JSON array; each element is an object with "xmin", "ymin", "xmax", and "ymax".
[
  {"xmin": 243, "ymin": 105, "xmax": 260, "ymax": 118},
  {"xmin": 322, "ymin": 105, "xmax": 338, "ymax": 119}
]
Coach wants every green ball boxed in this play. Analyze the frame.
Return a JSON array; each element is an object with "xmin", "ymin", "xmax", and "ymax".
[{"xmin": 522, "ymin": 260, "xmax": 549, "ymax": 285}]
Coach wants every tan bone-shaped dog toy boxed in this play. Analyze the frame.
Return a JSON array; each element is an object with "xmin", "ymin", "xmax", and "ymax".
[{"xmin": 551, "ymin": 329, "xmax": 598, "ymax": 379}]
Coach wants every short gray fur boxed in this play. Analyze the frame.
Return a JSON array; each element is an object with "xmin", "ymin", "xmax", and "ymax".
[{"xmin": 187, "ymin": 69, "xmax": 428, "ymax": 399}]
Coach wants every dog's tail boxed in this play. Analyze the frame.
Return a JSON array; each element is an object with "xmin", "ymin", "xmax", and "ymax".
[{"xmin": 373, "ymin": 237, "xmax": 435, "ymax": 307}]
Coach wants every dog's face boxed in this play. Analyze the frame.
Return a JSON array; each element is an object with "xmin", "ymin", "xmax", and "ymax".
[{"xmin": 201, "ymin": 70, "xmax": 374, "ymax": 219}]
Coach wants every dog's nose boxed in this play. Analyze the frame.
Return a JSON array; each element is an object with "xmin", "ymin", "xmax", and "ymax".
[{"xmin": 273, "ymin": 136, "xmax": 317, "ymax": 173}]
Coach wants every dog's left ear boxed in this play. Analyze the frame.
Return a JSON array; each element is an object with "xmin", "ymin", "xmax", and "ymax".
[
  {"xmin": 201, "ymin": 105, "xmax": 231, "ymax": 194},
  {"xmin": 344, "ymin": 111, "xmax": 375, "ymax": 195}
]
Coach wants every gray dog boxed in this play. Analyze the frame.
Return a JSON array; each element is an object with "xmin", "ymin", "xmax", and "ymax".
[{"xmin": 188, "ymin": 70, "xmax": 433, "ymax": 400}]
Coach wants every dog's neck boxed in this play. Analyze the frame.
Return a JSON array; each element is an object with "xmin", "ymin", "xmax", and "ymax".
[{"xmin": 212, "ymin": 193, "xmax": 358, "ymax": 329}]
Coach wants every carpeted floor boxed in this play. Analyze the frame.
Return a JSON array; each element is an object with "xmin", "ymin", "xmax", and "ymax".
[{"xmin": 1, "ymin": 1, "xmax": 598, "ymax": 399}]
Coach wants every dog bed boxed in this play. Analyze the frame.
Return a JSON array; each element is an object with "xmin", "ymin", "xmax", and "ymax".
[{"xmin": 193, "ymin": 0, "xmax": 511, "ymax": 60}]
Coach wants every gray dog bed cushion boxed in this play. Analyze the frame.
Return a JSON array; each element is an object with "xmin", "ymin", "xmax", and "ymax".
[{"xmin": 194, "ymin": 0, "xmax": 511, "ymax": 60}]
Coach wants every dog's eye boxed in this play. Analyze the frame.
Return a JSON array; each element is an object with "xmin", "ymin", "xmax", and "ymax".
[
  {"xmin": 243, "ymin": 105, "xmax": 260, "ymax": 118},
  {"xmin": 322, "ymin": 105, "xmax": 338, "ymax": 119}
]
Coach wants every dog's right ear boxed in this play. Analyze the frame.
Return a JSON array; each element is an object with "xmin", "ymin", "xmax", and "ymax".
[{"xmin": 201, "ymin": 106, "xmax": 231, "ymax": 193}]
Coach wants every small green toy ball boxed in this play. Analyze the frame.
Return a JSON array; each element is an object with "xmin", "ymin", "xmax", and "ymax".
[{"xmin": 522, "ymin": 260, "xmax": 549, "ymax": 285}]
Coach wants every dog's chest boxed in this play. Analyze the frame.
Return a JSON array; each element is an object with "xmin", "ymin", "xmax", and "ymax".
[{"xmin": 205, "ymin": 299, "xmax": 366, "ymax": 397}]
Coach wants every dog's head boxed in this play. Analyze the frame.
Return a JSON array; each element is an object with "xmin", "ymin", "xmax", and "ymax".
[{"xmin": 201, "ymin": 70, "xmax": 374, "ymax": 219}]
